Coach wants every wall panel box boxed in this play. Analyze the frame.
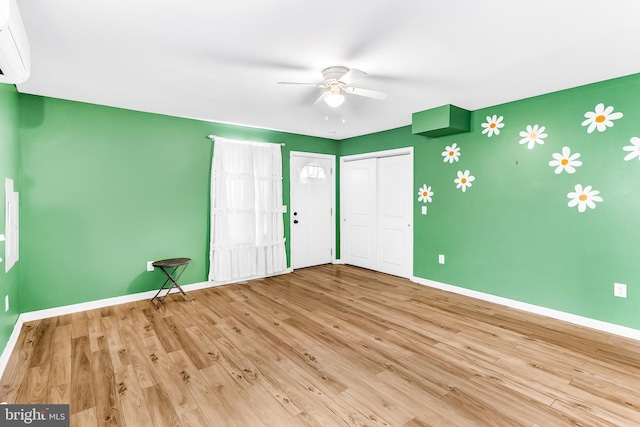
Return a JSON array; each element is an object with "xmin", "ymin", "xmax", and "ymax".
[{"xmin": 412, "ymin": 104, "xmax": 471, "ymax": 137}]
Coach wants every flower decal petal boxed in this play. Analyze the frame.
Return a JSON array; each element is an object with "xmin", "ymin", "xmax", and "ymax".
[
  {"xmin": 623, "ymin": 137, "xmax": 640, "ymax": 161},
  {"xmin": 454, "ymin": 170, "xmax": 475, "ymax": 192},
  {"xmin": 481, "ymin": 115, "xmax": 504, "ymax": 137},
  {"xmin": 418, "ymin": 185, "xmax": 433, "ymax": 203},
  {"xmin": 567, "ymin": 184, "xmax": 603, "ymax": 212},
  {"xmin": 518, "ymin": 124, "xmax": 547, "ymax": 149},
  {"xmin": 549, "ymin": 146, "xmax": 582, "ymax": 174},
  {"xmin": 581, "ymin": 103, "xmax": 623, "ymax": 133},
  {"xmin": 441, "ymin": 143, "xmax": 461, "ymax": 163}
]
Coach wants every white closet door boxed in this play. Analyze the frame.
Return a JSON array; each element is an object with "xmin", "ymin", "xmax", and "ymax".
[
  {"xmin": 342, "ymin": 158, "xmax": 377, "ymax": 270},
  {"xmin": 377, "ymin": 155, "xmax": 412, "ymax": 278},
  {"xmin": 341, "ymin": 149, "xmax": 413, "ymax": 279}
]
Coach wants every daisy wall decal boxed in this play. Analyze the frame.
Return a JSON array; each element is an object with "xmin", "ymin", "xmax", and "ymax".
[
  {"xmin": 481, "ymin": 115, "xmax": 504, "ymax": 137},
  {"xmin": 418, "ymin": 185, "xmax": 433, "ymax": 203},
  {"xmin": 623, "ymin": 137, "xmax": 640, "ymax": 161},
  {"xmin": 549, "ymin": 147, "xmax": 582, "ymax": 174},
  {"xmin": 454, "ymin": 170, "xmax": 475, "ymax": 192},
  {"xmin": 519, "ymin": 124, "xmax": 547, "ymax": 149},
  {"xmin": 441, "ymin": 143, "xmax": 461, "ymax": 163},
  {"xmin": 567, "ymin": 184, "xmax": 603, "ymax": 212},
  {"xmin": 581, "ymin": 103, "xmax": 623, "ymax": 133}
]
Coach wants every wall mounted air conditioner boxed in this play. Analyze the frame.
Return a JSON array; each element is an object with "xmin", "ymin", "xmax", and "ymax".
[{"xmin": 0, "ymin": 0, "xmax": 29, "ymax": 84}]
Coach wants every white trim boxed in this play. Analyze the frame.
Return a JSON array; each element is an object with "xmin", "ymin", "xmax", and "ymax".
[
  {"xmin": 341, "ymin": 147, "xmax": 413, "ymax": 162},
  {"xmin": 0, "ymin": 267, "xmax": 292, "ymax": 378},
  {"xmin": 289, "ymin": 151, "xmax": 337, "ymax": 266},
  {"xmin": 332, "ymin": 258, "xmax": 345, "ymax": 265},
  {"xmin": 0, "ymin": 316, "xmax": 25, "ymax": 382},
  {"xmin": 412, "ymin": 276, "xmax": 640, "ymax": 342}
]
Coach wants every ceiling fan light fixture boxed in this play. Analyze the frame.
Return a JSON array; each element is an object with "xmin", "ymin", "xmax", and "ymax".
[
  {"xmin": 324, "ymin": 84, "xmax": 344, "ymax": 108},
  {"xmin": 324, "ymin": 92, "xmax": 345, "ymax": 108}
]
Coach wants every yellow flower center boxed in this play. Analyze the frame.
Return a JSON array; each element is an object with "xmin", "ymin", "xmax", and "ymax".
[
  {"xmin": 561, "ymin": 159, "xmax": 569, "ymax": 165},
  {"xmin": 422, "ymin": 192, "xmax": 428, "ymax": 197},
  {"xmin": 449, "ymin": 151, "xmax": 454, "ymax": 156},
  {"xmin": 595, "ymin": 115, "xmax": 606, "ymax": 123},
  {"xmin": 461, "ymin": 178, "xmax": 467, "ymax": 184},
  {"xmin": 530, "ymin": 133, "xmax": 537, "ymax": 139},
  {"xmin": 579, "ymin": 194, "xmax": 588, "ymax": 201},
  {"xmin": 490, "ymin": 123, "xmax": 496, "ymax": 128}
]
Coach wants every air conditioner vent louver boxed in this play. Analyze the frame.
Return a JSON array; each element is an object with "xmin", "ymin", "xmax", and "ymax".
[{"xmin": 0, "ymin": 0, "xmax": 30, "ymax": 84}]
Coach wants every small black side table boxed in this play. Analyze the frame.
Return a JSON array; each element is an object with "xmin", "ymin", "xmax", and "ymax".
[{"xmin": 150, "ymin": 258, "xmax": 192, "ymax": 308}]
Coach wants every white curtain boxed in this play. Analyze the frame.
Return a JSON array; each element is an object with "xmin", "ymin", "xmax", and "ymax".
[{"xmin": 209, "ymin": 136, "xmax": 287, "ymax": 281}]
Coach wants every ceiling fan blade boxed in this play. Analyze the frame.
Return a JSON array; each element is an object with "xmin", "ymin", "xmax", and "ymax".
[
  {"xmin": 345, "ymin": 86, "xmax": 388, "ymax": 100},
  {"xmin": 278, "ymin": 82, "xmax": 324, "ymax": 87},
  {"xmin": 338, "ymin": 68, "xmax": 366, "ymax": 86},
  {"xmin": 313, "ymin": 91, "xmax": 328, "ymax": 105}
]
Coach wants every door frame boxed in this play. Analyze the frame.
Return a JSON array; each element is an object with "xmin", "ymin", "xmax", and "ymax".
[
  {"xmin": 289, "ymin": 151, "xmax": 337, "ymax": 270},
  {"xmin": 340, "ymin": 147, "xmax": 414, "ymax": 278}
]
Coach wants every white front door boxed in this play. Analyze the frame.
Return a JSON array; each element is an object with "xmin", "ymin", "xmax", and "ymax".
[
  {"xmin": 290, "ymin": 153, "xmax": 334, "ymax": 269},
  {"xmin": 341, "ymin": 148, "xmax": 413, "ymax": 279}
]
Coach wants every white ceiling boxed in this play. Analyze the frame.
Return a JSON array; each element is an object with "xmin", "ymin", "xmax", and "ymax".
[{"xmin": 16, "ymin": 0, "xmax": 640, "ymax": 140}]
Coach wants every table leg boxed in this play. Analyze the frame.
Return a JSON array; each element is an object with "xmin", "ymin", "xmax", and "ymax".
[{"xmin": 151, "ymin": 264, "xmax": 192, "ymax": 307}]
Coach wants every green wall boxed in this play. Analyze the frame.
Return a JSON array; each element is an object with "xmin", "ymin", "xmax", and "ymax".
[
  {"xmin": 341, "ymin": 73, "xmax": 640, "ymax": 329},
  {"xmin": 19, "ymin": 95, "xmax": 338, "ymax": 312},
  {"xmin": 5, "ymin": 72, "xmax": 640, "ymax": 360},
  {"xmin": 0, "ymin": 84, "xmax": 21, "ymax": 350}
]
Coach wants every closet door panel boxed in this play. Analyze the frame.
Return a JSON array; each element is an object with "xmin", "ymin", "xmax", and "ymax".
[
  {"xmin": 342, "ymin": 158, "xmax": 377, "ymax": 270},
  {"xmin": 377, "ymin": 155, "xmax": 412, "ymax": 278}
]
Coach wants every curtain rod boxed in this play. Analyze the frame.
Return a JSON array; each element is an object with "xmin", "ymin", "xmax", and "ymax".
[{"xmin": 206, "ymin": 134, "xmax": 285, "ymax": 146}]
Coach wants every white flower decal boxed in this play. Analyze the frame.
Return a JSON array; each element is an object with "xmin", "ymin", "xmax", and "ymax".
[
  {"xmin": 623, "ymin": 137, "xmax": 640, "ymax": 161},
  {"xmin": 518, "ymin": 124, "xmax": 547, "ymax": 149},
  {"xmin": 481, "ymin": 115, "xmax": 504, "ymax": 137},
  {"xmin": 454, "ymin": 170, "xmax": 475, "ymax": 192},
  {"xmin": 418, "ymin": 185, "xmax": 433, "ymax": 203},
  {"xmin": 581, "ymin": 103, "xmax": 623, "ymax": 133},
  {"xmin": 549, "ymin": 147, "xmax": 582, "ymax": 174},
  {"xmin": 567, "ymin": 184, "xmax": 603, "ymax": 212},
  {"xmin": 441, "ymin": 143, "xmax": 461, "ymax": 163}
]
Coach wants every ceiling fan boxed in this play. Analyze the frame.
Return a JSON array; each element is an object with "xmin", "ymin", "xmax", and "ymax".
[{"xmin": 278, "ymin": 66, "xmax": 388, "ymax": 108}]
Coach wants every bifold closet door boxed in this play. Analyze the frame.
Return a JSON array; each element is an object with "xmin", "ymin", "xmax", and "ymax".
[
  {"xmin": 342, "ymin": 154, "xmax": 412, "ymax": 278},
  {"xmin": 377, "ymin": 155, "xmax": 412, "ymax": 278},
  {"xmin": 342, "ymin": 158, "xmax": 378, "ymax": 270}
]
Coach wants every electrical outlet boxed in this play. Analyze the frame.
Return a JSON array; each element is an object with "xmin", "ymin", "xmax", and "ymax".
[
  {"xmin": 614, "ymin": 283, "xmax": 627, "ymax": 298},
  {"xmin": 438, "ymin": 254, "xmax": 445, "ymax": 264},
  {"xmin": 4, "ymin": 295, "xmax": 8, "ymax": 313},
  {"xmin": 147, "ymin": 261, "xmax": 155, "ymax": 272}
]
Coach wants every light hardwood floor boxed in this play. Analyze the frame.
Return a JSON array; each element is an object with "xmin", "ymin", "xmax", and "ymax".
[{"xmin": 2, "ymin": 264, "xmax": 640, "ymax": 426}]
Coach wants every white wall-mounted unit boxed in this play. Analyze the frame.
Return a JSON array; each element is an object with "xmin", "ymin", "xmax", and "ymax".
[{"xmin": 0, "ymin": 0, "xmax": 30, "ymax": 84}]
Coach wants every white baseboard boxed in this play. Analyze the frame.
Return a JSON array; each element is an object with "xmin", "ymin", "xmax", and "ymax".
[
  {"xmin": 0, "ymin": 315, "xmax": 25, "ymax": 384},
  {"xmin": 412, "ymin": 276, "xmax": 640, "ymax": 341},
  {"xmin": 332, "ymin": 258, "xmax": 345, "ymax": 265},
  {"xmin": 0, "ymin": 267, "xmax": 292, "ymax": 379}
]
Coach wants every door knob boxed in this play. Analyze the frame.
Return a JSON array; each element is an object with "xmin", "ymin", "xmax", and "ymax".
[
  {"xmin": 293, "ymin": 212, "xmax": 298, "ymax": 216},
  {"xmin": 293, "ymin": 220, "xmax": 298, "ymax": 224}
]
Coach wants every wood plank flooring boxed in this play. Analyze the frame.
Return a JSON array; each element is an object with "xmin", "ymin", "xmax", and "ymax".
[{"xmin": 2, "ymin": 264, "xmax": 640, "ymax": 426}]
